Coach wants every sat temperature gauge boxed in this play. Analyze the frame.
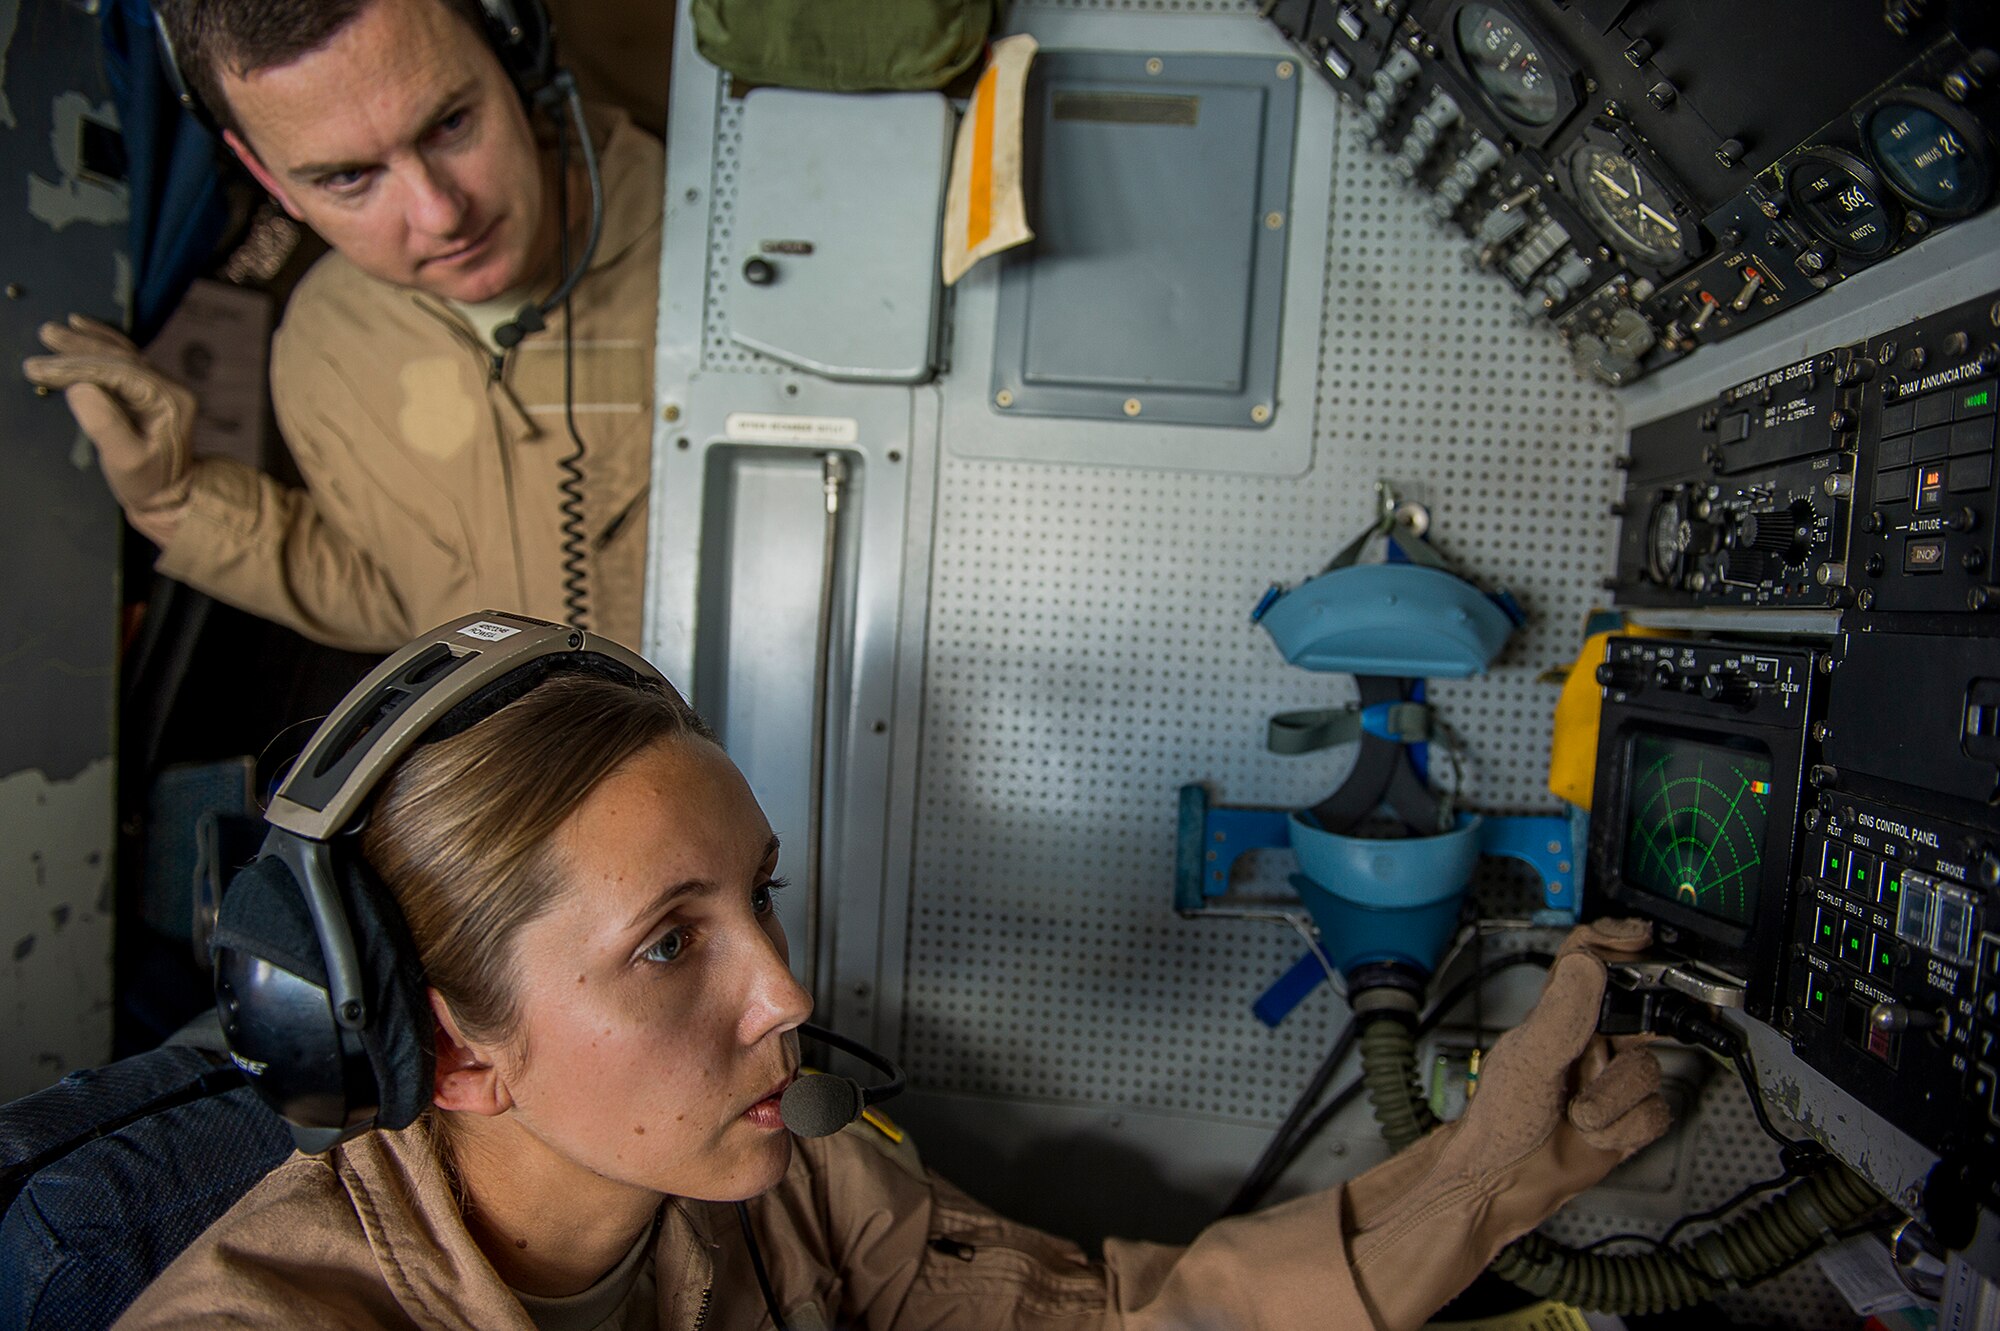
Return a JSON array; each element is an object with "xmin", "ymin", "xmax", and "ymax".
[{"xmin": 1862, "ymin": 89, "xmax": 1993, "ymax": 219}]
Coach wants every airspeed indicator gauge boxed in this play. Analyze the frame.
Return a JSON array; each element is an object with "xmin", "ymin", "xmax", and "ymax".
[
  {"xmin": 1785, "ymin": 147, "xmax": 1901, "ymax": 259},
  {"xmin": 1571, "ymin": 141, "xmax": 1688, "ymax": 270}
]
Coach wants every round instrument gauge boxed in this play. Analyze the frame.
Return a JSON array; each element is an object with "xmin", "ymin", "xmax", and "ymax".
[
  {"xmin": 1863, "ymin": 91, "xmax": 1993, "ymax": 219},
  {"xmin": 1785, "ymin": 147, "xmax": 1901, "ymax": 259},
  {"xmin": 1455, "ymin": 4, "xmax": 1560, "ymax": 128},
  {"xmin": 1570, "ymin": 142, "xmax": 1686, "ymax": 269},
  {"xmin": 1646, "ymin": 491, "xmax": 1692, "ymax": 585}
]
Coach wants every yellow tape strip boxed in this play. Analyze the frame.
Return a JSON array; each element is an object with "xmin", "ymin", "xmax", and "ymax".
[{"xmin": 967, "ymin": 64, "xmax": 998, "ymax": 250}]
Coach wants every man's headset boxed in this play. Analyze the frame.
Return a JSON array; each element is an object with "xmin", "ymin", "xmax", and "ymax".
[
  {"xmin": 151, "ymin": 0, "xmax": 599, "ymax": 349},
  {"xmin": 216, "ymin": 611, "xmax": 902, "ymax": 1153}
]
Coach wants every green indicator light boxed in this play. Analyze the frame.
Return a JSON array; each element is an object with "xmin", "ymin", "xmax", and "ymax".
[
  {"xmin": 1968, "ymin": 390, "xmax": 1992, "ymax": 410},
  {"xmin": 1814, "ymin": 987, "xmax": 1826, "ymax": 1002},
  {"xmin": 1856, "ymin": 865, "xmax": 1869, "ymax": 882}
]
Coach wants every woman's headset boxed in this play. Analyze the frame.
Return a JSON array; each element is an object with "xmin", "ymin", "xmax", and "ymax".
[
  {"xmin": 216, "ymin": 611, "xmax": 907, "ymax": 1155},
  {"xmin": 215, "ymin": 611, "xmax": 662, "ymax": 1151}
]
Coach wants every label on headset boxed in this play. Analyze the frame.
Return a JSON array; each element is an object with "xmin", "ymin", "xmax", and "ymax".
[
  {"xmin": 458, "ymin": 620, "xmax": 524, "ymax": 642},
  {"xmin": 724, "ymin": 412, "xmax": 859, "ymax": 445}
]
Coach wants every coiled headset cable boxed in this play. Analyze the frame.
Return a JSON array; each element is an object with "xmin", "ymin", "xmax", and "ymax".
[{"xmin": 493, "ymin": 70, "xmax": 603, "ymax": 630}]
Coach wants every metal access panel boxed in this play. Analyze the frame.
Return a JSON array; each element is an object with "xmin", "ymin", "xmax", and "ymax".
[
  {"xmin": 728, "ymin": 90, "xmax": 953, "ymax": 383},
  {"xmin": 990, "ymin": 51, "xmax": 1298, "ymax": 428}
]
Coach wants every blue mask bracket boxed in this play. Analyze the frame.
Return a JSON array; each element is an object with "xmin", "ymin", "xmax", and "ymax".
[{"xmin": 1174, "ymin": 789, "xmax": 1578, "ymax": 1028}]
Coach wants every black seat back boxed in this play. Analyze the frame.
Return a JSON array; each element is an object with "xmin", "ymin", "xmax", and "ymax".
[{"xmin": 0, "ymin": 1045, "xmax": 294, "ymax": 1329}]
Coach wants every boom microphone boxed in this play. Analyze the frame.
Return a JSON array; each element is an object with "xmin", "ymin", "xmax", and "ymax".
[{"xmin": 780, "ymin": 1022, "xmax": 906, "ymax": 1139}]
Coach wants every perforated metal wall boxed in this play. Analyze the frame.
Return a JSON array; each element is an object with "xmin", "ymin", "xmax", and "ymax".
[
  {"xmin": 899, "ymin": 14, "xmax": 1848, "ymax": 1325},
  {"xmin": 699, "ymin": 99, "xmax": 784, "ymax": 376},
  {"xmin": 905, "ymin": 51, "xmax": 1621, "ymax": 1122}
]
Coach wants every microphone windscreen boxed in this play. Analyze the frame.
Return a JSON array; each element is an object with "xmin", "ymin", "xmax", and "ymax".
[{"xmin": 780, "ymin": 1073, "xmax": 865, "ymax": 1138}]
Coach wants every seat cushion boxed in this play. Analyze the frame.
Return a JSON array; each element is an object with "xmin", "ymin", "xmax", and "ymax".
[{"xmin": 0, "ymin": 1063, "xmax": 294, "ymax": 1330}]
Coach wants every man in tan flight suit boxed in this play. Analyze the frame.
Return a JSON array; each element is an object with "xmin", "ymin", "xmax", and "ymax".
[{"xmin": 24, "ymin": 0, "xmax": 660, "ymax": 652}]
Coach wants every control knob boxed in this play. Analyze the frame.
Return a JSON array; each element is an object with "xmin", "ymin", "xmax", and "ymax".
[
  {"xmin": 1699, "ymin": 669, "xmax": 1758, "ymax": 710},
  {"xmin": 1738, "ymin": 500, "xmax": 1816, "ymax": 567},
  {"xmin": 1595, "ymin": 660, "xmax": 1646, "ymax": 691}
]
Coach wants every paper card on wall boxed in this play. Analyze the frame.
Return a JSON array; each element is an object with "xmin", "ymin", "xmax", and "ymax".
[
  {"xmin": 143, "ymin": 277, "xmax": 275, "ymax": 470},
  {"xmin": 941, "ymin": 34, "xmax": 1036, "ymax": 286}
]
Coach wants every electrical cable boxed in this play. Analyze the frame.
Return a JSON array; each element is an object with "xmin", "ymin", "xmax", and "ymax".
[
  {"xmin": 735, "ymin": 1202, "xmax": 791, "ymax": 1331},
  {"xmin": 1220, "ymin": 1013, "xmax": 1358, "ymax": 1216},
  {"xmin": 551, "ymin": 97, "xmax": 590, "ymax": 629}
]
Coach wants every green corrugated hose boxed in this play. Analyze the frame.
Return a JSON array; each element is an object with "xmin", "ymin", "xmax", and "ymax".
[
  {"xmin": 1356, "ymin": 1014, "xmax": 1885, "ymax": 1315},
  {"xmin": 1358, "ymin": 1015, "xmax": 1438, "ymax": 1151}
]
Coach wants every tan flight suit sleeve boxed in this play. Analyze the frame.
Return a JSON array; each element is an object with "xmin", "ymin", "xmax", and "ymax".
[
  {"xmin": 790, "ymin": 1129, "xmax": 1377, "ymax": 1330},
  {"xmin": 154, "ymin": 455, "xmax": 414, "ymax": 653},
  {"xmin": 153, "ymin": 320, "xmax": 441, "ymax": 654}
]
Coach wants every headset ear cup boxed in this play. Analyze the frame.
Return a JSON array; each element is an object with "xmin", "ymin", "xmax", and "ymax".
[
  {"xmin": 213, "ymin": 855, "xmax": 372, "ymax": 1136},
  {"xmin": 212, "ymin": 844, "xmax": 435, "ymax": 1145},
  {"xmin": 342, "ymin": 852, "xmax": 436, "ymax": 1131},
  {"xmin": 478, "ymin": 0, "xmax": 558, "ymax": 101}
]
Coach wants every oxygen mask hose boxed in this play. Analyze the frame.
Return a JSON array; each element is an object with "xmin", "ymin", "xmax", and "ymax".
[
  {"xmin": 1489, "ymin": 1164, "xmax": 1884, "ymax": 1314},
  {"xmin": 1358, "ymin": 1013, "xmax": 1437, "ymax": 1151}
]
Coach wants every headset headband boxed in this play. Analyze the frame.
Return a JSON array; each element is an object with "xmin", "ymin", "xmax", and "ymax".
[{"xmin": 270, "ymin": 612, "xmax": 657, "ymax": 841}]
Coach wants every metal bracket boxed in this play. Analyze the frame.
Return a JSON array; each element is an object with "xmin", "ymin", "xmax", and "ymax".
[
  {"xmin": 1607, "ymin": 958, "xmax": 1749, "ymax": 1009},
  {"xmin": 1176, "ymin": 785, "xmax": 1582, "ymax": 1025}
]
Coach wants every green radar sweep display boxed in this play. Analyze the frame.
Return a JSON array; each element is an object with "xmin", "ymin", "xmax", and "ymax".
[{"xmin": 1621, "ymin": 733, "xmax": 1771, "ymax": 927}]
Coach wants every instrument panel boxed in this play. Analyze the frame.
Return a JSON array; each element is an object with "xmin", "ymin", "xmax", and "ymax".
[
  {"xmin": 1267, "ymin": 0, "xmax": 2000, "ymax": 386},
  {"xmin": 1592, "ymin": 286, "xmax": 2000, "ymax": 1252}
]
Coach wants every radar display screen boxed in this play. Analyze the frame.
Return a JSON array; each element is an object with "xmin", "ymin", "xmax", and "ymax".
[{"xmin": 1621, "ymin": 733, "xmax": 1770, "ymax": 927}]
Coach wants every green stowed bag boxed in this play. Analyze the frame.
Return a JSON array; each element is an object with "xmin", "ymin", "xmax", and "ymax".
[{"xmin": 691, "ymin": 0, "xmax": 996, "ymax": 92}]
